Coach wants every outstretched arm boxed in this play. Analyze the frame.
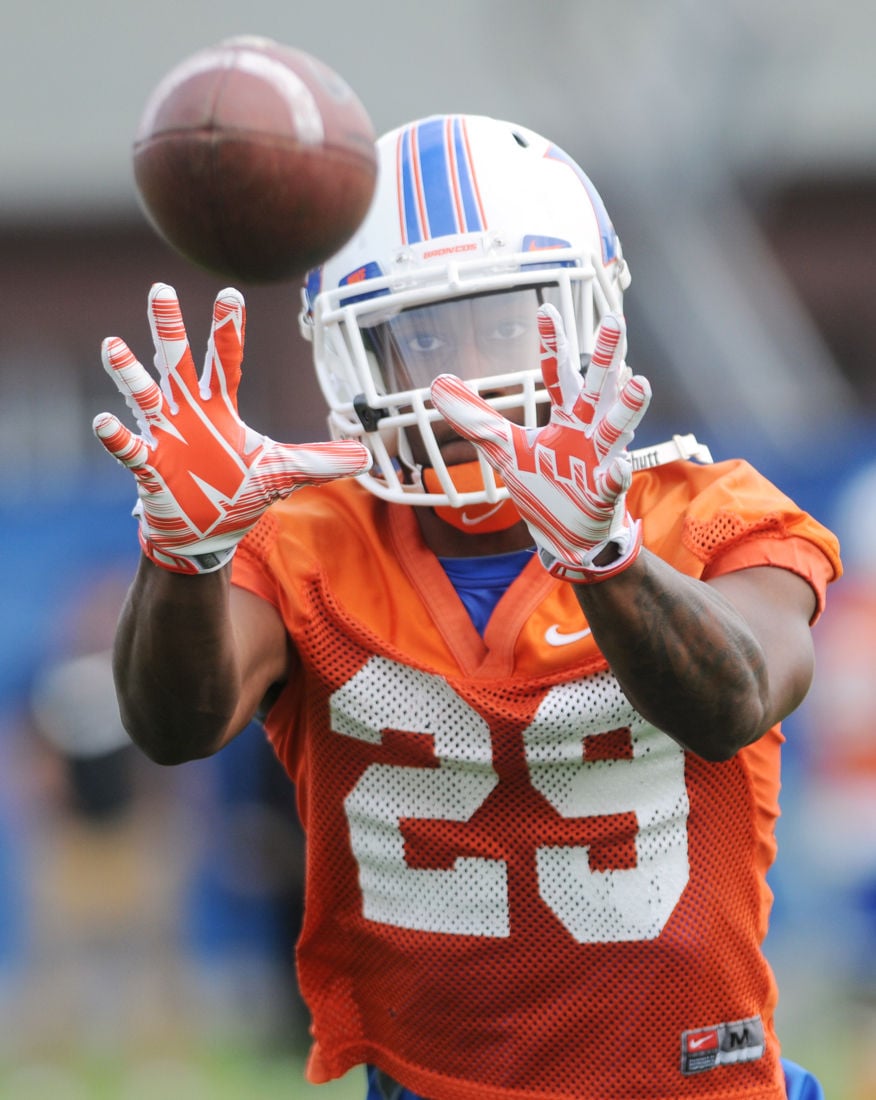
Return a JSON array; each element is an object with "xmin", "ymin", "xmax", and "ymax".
[
  {"xmin": 572, "ymin": 554, "xmax": 816, "ymax": 760},
  {"xmin": 430, "ymin": 305, "xmax": 817, "ymax": 759},
  {"xmin": 95, "ymin": 283, "xmax": 370, "ymax": 763},
  {"xmin": 112, "ymin": 560, "xmax": 288, "ymax": 764}
]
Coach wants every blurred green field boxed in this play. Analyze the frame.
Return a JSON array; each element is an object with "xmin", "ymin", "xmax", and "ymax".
[
  {"xmin": 0, "ymin": 1051, "xmax": 362, "ymax": 1100},
  {"xmin": 1, "ymin": 1024, "xmax": 872, "ymax": 1100}
]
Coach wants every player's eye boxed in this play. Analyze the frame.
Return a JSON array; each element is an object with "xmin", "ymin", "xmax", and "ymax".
[
  {"xmin": 477, "ymin": 317, "xmax": 530, "ymax": 362},
  {"xmin": 486, "ymin": 319, "xmax": 528, "ymax": 343},
  {"xmin": 405, "ymin": 331, "xmax": 447, "ymax": 355}
]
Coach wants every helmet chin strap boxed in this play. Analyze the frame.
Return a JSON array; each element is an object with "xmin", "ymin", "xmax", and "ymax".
[{"xmin": 422, "ymin": 461, "xmax": 522, "ymax": 534}]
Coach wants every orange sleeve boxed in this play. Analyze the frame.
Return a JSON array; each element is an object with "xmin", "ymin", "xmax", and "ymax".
[
  {"xmin": 230, "ymin": 512, "xmax": 283, "ymax": 610},
  {"xmin": 703, "ymin": 534, "xmax": 836, "ymax": 623}
]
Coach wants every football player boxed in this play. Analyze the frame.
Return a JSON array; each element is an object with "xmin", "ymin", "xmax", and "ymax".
[{"xmin": 94, "ymin": 115, "xmax": 839, "ymax": 1100}]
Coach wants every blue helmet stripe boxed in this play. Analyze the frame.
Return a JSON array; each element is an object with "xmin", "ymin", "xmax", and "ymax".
[
  {"xmin": 398, "ymin": 117, "xmax": 488, "ymax": 243},
  {"xmin": 415, "ymin": 117, "xmax": 457, "ymax": 239},
  {"xmin": 399, "ymin": 127, "xmax": 422, "ymax": 244},
  {"xmin": 451, "ymin": 117, "xmax": 485, "ymax": 234}
]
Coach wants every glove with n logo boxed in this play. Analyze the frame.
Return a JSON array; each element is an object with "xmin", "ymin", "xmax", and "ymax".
[
  {"xmin": 430, "ymin": 304, "xmax": 651, "ymax": 583},
  {"xmin": 93, "ymin": 283, "xmax": 371, "ymax": 574}
]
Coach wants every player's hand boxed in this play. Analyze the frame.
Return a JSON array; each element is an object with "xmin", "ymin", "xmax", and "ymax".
[
  {"xmin": 430, "ymin": 304, "xmax": 651, "ymax": 582},
  {"xmin": 93, "ymin": 283, "xmax": 371, "ymax": 574}
]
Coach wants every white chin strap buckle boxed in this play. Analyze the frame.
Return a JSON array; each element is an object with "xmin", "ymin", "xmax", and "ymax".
[{"xmin": 630, "ymin": 433, "xmax": 713, "ymax": 472}]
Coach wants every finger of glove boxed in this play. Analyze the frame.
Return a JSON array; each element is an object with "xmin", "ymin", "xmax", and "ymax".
[
  {"xmin": 576, "ymin": 313, "xmax": 626, "ymax": 420},
  {"xmin": 429, "ymin": 374, "xmax": 519, "ymax": 463},
  {"xmin": 591, "ymin": 374, "xmax": 652, "ymax": 463},
  {"xmin": 537, "ymin": 304, "xmax": 581, "ymax": 414},
  {"xmin": 262, "ymin": 439, "xmax": 372, "ymax": 490},
  {"xmin": 147, "ymin": 283, "xmax": 199, "ymax": 405},
  {"xmin": 92, "ymin": 411, "xmax": 149, "ymax": 471},
  {"xmin": 201, "ymin": 287, "xmax": 246, "ymax": 405},
  {"xmin": 593, "ymin": 452, "xmax": 633, "ymax": 504},
  {"xmin": 101, "ymin": 336, "xmax": 166, "ymax": 438}
]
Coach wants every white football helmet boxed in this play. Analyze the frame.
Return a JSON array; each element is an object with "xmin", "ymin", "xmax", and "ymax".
[{"xmin": 299, "ymin": 113, "xmax": 631, "ymax": 510}]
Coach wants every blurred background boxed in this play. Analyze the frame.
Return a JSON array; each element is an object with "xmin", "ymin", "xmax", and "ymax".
[{"xmin": 1, "ymin": 1, "xmax": 875, "ymax": 1096}]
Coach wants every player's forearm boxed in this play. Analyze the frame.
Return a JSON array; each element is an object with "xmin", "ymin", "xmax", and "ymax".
[
  {"xmin": 113, "ymin": 556, "xmax": 241, "ymax": 765},
  {"xmin": 573, "ymin": 550, "xmax": 770, "ymax": 760}
]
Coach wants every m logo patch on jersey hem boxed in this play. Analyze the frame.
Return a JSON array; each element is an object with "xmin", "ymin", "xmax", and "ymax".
[{"xmin": 680, "ymin": 1015, "xmax": 765, "ymax": 1075}]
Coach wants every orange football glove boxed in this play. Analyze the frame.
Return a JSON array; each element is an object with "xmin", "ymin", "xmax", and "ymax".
[
  {"xmin": 93, "ymin": 283, "xmax": 371, "ymax": 574},
  {"xmin": 430, "ymin": 304, "xmax": 651, "ymax": 583}
]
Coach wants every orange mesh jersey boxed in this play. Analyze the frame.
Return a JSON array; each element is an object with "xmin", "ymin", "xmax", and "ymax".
[{"xmin": 233, "ymin": 458, "xmax": 840, "ymax": 1100}]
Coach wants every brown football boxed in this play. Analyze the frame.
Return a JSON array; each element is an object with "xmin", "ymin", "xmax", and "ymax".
[{"xmin": 132, "ymin": 36, "xmax": 378, "ymax": 284}]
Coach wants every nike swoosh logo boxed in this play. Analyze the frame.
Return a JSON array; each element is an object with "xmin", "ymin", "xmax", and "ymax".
[
  {"xmin": 688, "ymin": 1034, "xmax": 716, "ymax": 1050},
  {"xmin": 460, "ymin": 503, "xmax": 506, "ymax": 526},
  {"xmin": 544, "ymin": 624, "xmax": 592, "ymax": 647}
]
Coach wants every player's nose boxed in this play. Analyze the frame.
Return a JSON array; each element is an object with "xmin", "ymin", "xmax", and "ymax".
[{"xmin": 448, "ymin": 338, "xmax": 520, "ymax": 387}]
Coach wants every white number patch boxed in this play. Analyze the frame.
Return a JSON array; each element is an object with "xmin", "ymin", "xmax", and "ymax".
[
  {"xmin": 524, "ymin": 680, "xmax": 689, "ymax": 942},
  {"xmin": 332, "ymin": 657, "xmax": 690, "ymax": 942},
  {"xmin": 334, "ymin": 657, "xmax": 508, "ymax": 936}
]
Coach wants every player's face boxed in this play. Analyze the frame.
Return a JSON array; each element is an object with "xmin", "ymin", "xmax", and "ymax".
[
  {"xmin": 363, "ymin": 287, "xmax": 552, "ymax": 468},
  {"xmin": 365, "ymin": 288, "xmax": 542, "ymax": 390}
]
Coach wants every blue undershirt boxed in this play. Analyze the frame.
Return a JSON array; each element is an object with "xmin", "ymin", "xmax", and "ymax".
[{"xmin": 437, "ymin": 548, "xmax": 535, "ymax": 635}]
